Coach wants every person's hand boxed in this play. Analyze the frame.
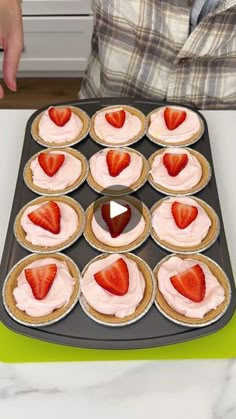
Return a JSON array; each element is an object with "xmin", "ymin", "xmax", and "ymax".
[{"xmin": 0, "ymin": 0, "xmax": 23, "ymax": 98}]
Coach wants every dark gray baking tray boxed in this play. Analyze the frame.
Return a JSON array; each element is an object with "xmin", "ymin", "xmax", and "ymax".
[{"xmin": 0, "ymin": 98, "xmax": 235, "ymax": 349}]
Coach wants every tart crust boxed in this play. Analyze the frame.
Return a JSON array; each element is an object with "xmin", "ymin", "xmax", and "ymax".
[
  {"xmin": 80, "ymin": 252, "xmax": 156, "ymax": 326},
  {"xmin": 31, "ymin": 106, "xmax": 90, "ymax": 148},
  {"xmin": 148, "ymin": 148, "xmax": 211, "ymax": 196},
  {"xmin": 87, "ymin": 147, "xmax": 149, "ymax": 196},
  {"xmin": 3, "ymin": 252, "xmax": 80, "ymax": 326},
  {"xmin": 90, "ymin": 105, "xmax": 147, "ymax": 147},
  {"xmin": 23, "ymin": 147, "xmax": 89, "ymax": 196},
  {"xmin": 14, "ymin": 195, "xmax": 85, "ymax": 253},
  {"xmin": 84, "ymin": 195, "xmax": 151, "ymax": 253},
  {"xmin": 154, "ymin": 253, "xmax": 231, "ymax": 327},
  {"xmin": 151, "ymin": 196, "xmax": 220, "ymax": 254}
]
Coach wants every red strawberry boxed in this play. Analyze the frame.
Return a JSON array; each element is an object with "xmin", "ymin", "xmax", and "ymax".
[
  {"xmin": 101, "ymin": 202, "xmax": 131, "ymax": 238},
  {"xmin": 38, "ymin": 152, "xmax": 65, "ymax": 177},
  {"xmin": 25, "ymin": 263, "xmax": 57, "ymax": 300},
  {"xmin": 170, "ymin": 264, "xmax": 206, "ymax": 302},
  {"xmin": 106, "ymin": 150, "xmax": 131, "ymax": 177},
  {"xmin": 28, "ymin": 201, "xmax": 61, "ymax": 234},
  {"xmin": 164, "ymin": 107, "xmax": 187, "ymax": 130},
  {"xmin": 163, "ymin": 153, "xmax": 188, "ymax": 177},
  {"xmin": 94, "ymin": 258, "xmax": 129, "ymax": 296},
  {"xmin": 105, "ymin": 110, "xmax": 126, "ymax": 128},
  {"xmin": 48, "ymin": 107, "xmax": 72, "ymax": 127},
  {"xmin": 171, "ymin": 201, "xmax": 198, "ymax": 229}
]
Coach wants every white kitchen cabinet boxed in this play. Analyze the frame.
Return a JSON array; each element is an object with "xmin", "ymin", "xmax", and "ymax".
[
  {"xmin": 22, "ymin": 0, "xmax": 92, "ymax": 15},
  {"xmin": 0, "ymin": 1, "xmax": 93, "ymax": 76},
  {"xmin": 19, "ymin": 16, "xmax": 93, "ymax": 72}
]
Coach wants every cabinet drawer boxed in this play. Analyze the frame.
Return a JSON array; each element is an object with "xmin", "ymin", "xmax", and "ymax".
[
  {"xmin": 13, "ymin": 16, "xmax": 93, "ymax": 72},
  {"xmin": 22, "ymin": 0, "xmax": 92, "ymax": 15}
]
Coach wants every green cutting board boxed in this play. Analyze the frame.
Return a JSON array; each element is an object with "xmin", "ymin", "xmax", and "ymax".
[{"xmin": 1, "ymin": 313, "xmax": 236, "ymax": 362}]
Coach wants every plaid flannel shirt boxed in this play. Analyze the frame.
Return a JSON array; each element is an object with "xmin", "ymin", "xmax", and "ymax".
[{"xmin": 80, "ymin": 0, "xmax": 236, "ymax": 109}]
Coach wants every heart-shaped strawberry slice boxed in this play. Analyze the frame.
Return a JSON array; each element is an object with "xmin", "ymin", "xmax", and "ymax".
[
  {"xmin": 106, "ymin": 150, "xmax": 131, "ymax": 177},
  {"xmin": 94, "ymin": 258, "xmax": 129, "ymax": 296},
  {"xmin": 27, "ymin": 201, "xmax": 61, "ymax": 234},
  {"xmin": 101, "ymin": 202, "xmax": 131, "ymax": 238},
  {"xmin": 105, "ymin": 110, "xmax": 126, "ymax": 128},
  {"xmin": 38, "ymin": 152, "xmax": 65, "ymax": 177},
  {"xmin": 164, "ymin": 107, "xmax": 187, "ymax": 130},
  {"xmin": 163, "ymin": 153, "xmax": 188, "ymax": 177},
  {"xmin": 48, "ymin": 107, "xmax": 72, "ymax": 127},
  {"xmin": 25, "ymin": 263, "xmax": 57, "ymax": 300},
  {"xmin": 171, "ymin": 201, "xmax": 198, "ymax": 229},
  {"xmin": 170, "ymin": 264, "xmax": 206, "ymax": 302}
]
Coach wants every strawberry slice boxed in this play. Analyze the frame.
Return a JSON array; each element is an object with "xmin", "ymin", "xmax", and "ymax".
[
  {"xmin": 38, "ymin": 152, "xmax": 65, "ymax": 177},
  {"xmin": 105, "ymin": 110, "xmax": 126, "ymax": 128},
  {"xmin": 25, "ymin": 263, "xmax": 57, "ymax": 300},
  {"xmin": 170, "ymin": 264, "xmax": 206, "ymax": 302},
  {"xmin": 48, "ymin": 107, "xmax": 72, "ymax": 127},
  {"xmin": 28, "ymin": 201, "xmax": 61, "ymax": 234},
  {"xmin": 171, "ymin": 201, "xmax": 198, "ymax": 229},
  {"xmin": 163, "ymin": 153, "xmax": 188, "ymax": 177},
  {"xmin": 94, "ymin": 258, "xmax": 129, "ymax": 296},
  {"xmin": 101, "ymin": 202, "xmax": 131, "ymax": 238},
  {"xmin": 106, "ymin": 150, "xmax": 131, "ymax": 177},
  {"xmin": 164, "ymin": 107, "xmax": 187, "ymax": 130}
]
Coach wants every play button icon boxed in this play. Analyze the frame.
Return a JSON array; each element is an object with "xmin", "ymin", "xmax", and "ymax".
[
  {"xmin": 109, "ymin": 201, "xmax": 129, "ymax": 218},
  {"xmin": 92, "ymin": 194, "xmax": 145, "ymax": 236}
]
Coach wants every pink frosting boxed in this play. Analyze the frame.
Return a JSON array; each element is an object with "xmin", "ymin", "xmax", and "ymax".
[
  {"xmin": 81, "ymin": 254, "xmax": 145, "ymax": 318},
  {"xmin": 152, "ymin": 196, "xmax": 211, "ymax": 247},
  {"xmin": 148, "ymin": 106, "xmax": 201, "ymax": 143},
  {"xmin": 150, "ymin": 148, "xmax": 202, "ymax": 190},
  {"xmin": 92, "ymin": 200, "xmax": 145, "ymax": 246},
  {"xmin": 38, "ymin": 108, "xmax": 83, "ymax": 143},
  {"xmin": 157, "ymin": 256, "xmax": 225, "ymax": 318},
  {"xmin": 20, "ymin": 201, "xmax": 78, "ymax": 247},
  {"xmin": 94, "ymin": 107, "xmax": 142, "ymax": 144},
  {"xmin": 89, "ymin": 148, "xmax": 143, "ymax": 188},
  {"xmin": 13, "ymin": 258, "xmax": 75, "ymax": 317},
  {"xmin": 30, "ymin": 151, "xmax": 82, "ymax": 191}
]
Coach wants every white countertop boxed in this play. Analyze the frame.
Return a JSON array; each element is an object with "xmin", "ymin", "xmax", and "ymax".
[{"xmin": 0, "ymin": 110, "xmax": 236, "ymax": 419}]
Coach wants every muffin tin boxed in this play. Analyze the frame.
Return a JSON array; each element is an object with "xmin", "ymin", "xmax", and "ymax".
[{"xmin": 0, "ymin": 98, "xmax": 235, "ymax": 349}]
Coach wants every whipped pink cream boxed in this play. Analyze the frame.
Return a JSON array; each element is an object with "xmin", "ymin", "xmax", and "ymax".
[
  {"xmin": 94, "ymin": 107, "xmax": 142, "ymax": 144},
  {"xmin": 152, "ymin": 197, "xmax": 211, "ymax": 247},
  {"xmin": 81, "ymin": 254, "xmax": 145, "ymax": 318},
  {"xmin": 89, "ymin": 148, "xmax": 143, "ymax": 188},
  {"xmin": 30, "ymin": 151, "xmax": 82, "ymax": 191},
  {"xmin": 20, "ymin": 201, "xmax": 78, "ymax": 247},
  {"xmin": 148, "ymin": 106, "xmax": 201, "ymax": 143},
  {"xmin": 92, "ymin": 201, "xmax": 145, "ymax": 247},
  {"xmin": 13, "ymin": 258, "xmax": 75, "ymax": 317},
  {"xmin": 150, "ymin": 148, "xmax": 202, "ymax": 191},
  {"xmin": 38, "ymin": 108, "xmax": 83, "ymax": 143},
  {"xmin": 157, "ymin": 256, "xmax": 225, "ymax": 318}
]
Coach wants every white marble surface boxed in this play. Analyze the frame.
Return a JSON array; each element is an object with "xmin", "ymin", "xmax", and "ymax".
[{"xmin": 0, "ymin": 110, "xmax": 236, "ymax": 418}]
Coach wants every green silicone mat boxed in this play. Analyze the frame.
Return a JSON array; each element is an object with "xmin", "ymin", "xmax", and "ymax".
[{"xmin": 1, "ymin": 313, "xmax": 236, "ymax": 362}]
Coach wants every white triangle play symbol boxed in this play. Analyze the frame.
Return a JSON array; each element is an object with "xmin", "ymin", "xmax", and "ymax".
[{"xmin": 110, "ymin": 201, "xmax": 128, "ymax": 219}]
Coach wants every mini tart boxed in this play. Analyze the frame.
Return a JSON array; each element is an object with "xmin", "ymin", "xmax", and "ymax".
[
  {"xmin": 2, "ymin": 252, "xmax": 80, "ymax": 327},
  {"xmin": 148, "ymin": 148, "xmax": 211, "ymax": 195},
  {"xmin": 90, "ymin": 105, "xmax": 147, "ymax": 147},
  {"xmin": 154, "ymin": 253, "xmax": 231, "ymax": 327},
  {"xmin": 146, "ymin": 106, "xmax": 205, "ymax": 147},
  {"xmin": 14, "ymin": 195, "xmax": 85, "ymax": 253},
  {"xmin": 84, "ymin": 196, "xmax": 151, "ymax": 253},
  {"xmin": 23, "ymin": 148, "xmax": 89, "ymax": 196},
  {"xmin": 80, "ymin": 253, "xmax": 156, "ymax": 326},
  {"xmin": 151, "ymin": 196, "xmax": 220, "ymax": 254},
  {"xmin": 87, "ymin": 147, "xmax": 149, "ymax": 196},
  {"xmin": 31, "ymin": 106, "xmax": 90, "ymax": 148}
]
